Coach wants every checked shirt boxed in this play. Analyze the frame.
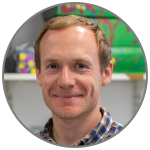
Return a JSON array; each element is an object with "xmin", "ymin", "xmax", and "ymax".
[{"xmin": 36, "ymin": 107, "xmax": 124, "ymax": 146}]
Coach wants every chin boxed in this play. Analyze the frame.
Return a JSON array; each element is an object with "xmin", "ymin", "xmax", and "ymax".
[{"xmin": 51, "ymin": 107, "xmax": 84, "ymax": 120}]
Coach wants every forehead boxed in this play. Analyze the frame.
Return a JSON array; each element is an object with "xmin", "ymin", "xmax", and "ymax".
[
  {"xmin": 40, "ymin": 25, "xmax": 99, "ymax": 64},
  {"xmin": 40, "ymin": 25, "xmax": 97, "ymax": 47}
]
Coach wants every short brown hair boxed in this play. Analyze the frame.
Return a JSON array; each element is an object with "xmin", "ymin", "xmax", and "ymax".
[{"xmin": 34, "ymin": 15, "xmax": 111, "ymax": 73}]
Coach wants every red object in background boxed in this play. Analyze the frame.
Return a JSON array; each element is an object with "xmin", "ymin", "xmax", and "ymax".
[
  {"xmin": 61, "ymin": 5, "xmax": 68, "ymax": 13},
  {"xmin": 85, "ymin": 5, "xmax": 95, "ymax": 12}
]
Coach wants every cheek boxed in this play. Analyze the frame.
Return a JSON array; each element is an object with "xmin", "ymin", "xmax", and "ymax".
[
  {"xmin": 78, "ymin": 76, "xmax": 98, "ymax": 97},
  {"xmin": 41, "ymin": 74, "xmax": 56, "ymax": 92},
  {"xmin": 87, "ymin": 74, "xmax": 101, "ymax": 98}
]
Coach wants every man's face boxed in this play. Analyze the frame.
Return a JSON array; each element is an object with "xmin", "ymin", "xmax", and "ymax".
[{"xmin": 36, "ymin": 26, "xmax": 106, "ymax": 119}]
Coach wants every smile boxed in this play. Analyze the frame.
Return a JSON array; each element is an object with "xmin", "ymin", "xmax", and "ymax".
[{"xmin": 54, "ymin": 95, "xmax": 82, "ymax": 100}]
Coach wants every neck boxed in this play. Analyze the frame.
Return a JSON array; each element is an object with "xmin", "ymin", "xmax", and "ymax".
[{"xmin": 52, "ymin": 105, "xmax": 102, "ymax": 146}]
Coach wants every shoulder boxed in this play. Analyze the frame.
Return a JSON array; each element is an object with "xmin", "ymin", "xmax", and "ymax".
[
  {"xmin": 110, "ymin": 121, "xmax": 124, "ymax": 132},
  {"xmin": 36, "ymin": 130, "xmax": 45, "ymax": 138},
  {"xmin": 105, "ymin": 121, "xmax": 124, "ymax": 139}
]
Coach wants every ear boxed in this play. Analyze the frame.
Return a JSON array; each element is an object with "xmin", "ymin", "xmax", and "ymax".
[
  {"xmin": 101, "ymin": 61, "xmax": 113, "ymax": 86},
  {"xmin": 35, "ymin": 64, "xmax": 42, "ymax": 87}
]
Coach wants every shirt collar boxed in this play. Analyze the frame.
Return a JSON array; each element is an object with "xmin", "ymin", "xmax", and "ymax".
[{"xmin": 40, "ymin": 107, "xmax": 113, "ymax": 146}]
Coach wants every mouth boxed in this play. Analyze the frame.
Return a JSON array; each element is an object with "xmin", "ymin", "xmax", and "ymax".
[{"xmin": 54, "ymin": 95, "xmax": 83, "ymax": 100}]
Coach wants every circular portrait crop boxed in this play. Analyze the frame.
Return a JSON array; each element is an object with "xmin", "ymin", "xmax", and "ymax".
[{"xmin": 2, "ymin": 2, "xmax": 147, "ymax": 147}]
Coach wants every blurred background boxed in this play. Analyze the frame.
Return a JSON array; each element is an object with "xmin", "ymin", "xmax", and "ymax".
[{"xmin": 3, "ymin": 3, "xmax": 146, "ymax": 134}]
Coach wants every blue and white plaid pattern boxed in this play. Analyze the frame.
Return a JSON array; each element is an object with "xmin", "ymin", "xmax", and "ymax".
[{"xmin": 36, "ymin": 107, "xmax": 124, "ymax": 146}]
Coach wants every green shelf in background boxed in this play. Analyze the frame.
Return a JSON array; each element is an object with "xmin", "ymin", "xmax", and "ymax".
[
  {"xmin": 91, "ymin": 18, "xmax": 139, "ymax": 46},
  {"xmin": 111, "ymin": 47, "xmax": 146, "ymax": 73}
]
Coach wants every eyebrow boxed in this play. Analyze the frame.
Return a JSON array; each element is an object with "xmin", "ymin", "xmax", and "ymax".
[
  {"xmin": 73, "ymin": 58, "xmax": 92, "ymax": 64},
  {"xmin": 43, "ymin": 57, "xmax": 92, "ymax": 65},
  {"xmin": 43, "ymin": 58, "xmax": 58, "ymax": 64}
]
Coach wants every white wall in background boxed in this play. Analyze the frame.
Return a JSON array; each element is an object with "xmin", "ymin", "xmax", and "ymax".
[{"xmin": 9, "ymin": 13, "xmax": 45, "ymax": 54}]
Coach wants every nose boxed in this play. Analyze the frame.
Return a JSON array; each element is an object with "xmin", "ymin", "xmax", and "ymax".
[{"xmin": 57, "ymin": 66, "xmax": 76, "ymax": 89}]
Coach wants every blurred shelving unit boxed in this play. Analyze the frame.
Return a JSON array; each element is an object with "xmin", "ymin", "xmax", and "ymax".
[
  {"xmin": 4, "ymin": 73, "xmax": 36, "ymax": 81},
  {"xmin": 4, "ymin": 73, "xmax": 146, "ymax": 81}
]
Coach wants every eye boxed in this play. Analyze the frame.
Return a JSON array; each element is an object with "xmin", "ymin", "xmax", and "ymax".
[
  {"xmin": 76, "ymin": 64, "xmax": 86, "ymax": 69},
  {"xmin": 48, "ymin": 64, "xmax": 58, "ymax": 69}
]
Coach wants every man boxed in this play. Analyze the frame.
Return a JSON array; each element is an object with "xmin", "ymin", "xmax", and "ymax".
[{"xmin": 35, "ymin": 15, "xmax": 123, "ymax": 146}]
